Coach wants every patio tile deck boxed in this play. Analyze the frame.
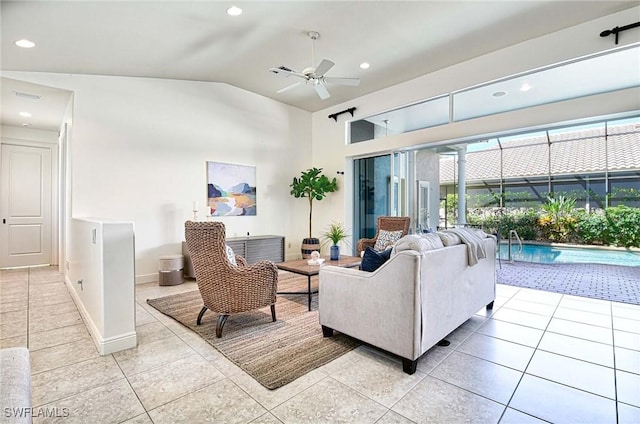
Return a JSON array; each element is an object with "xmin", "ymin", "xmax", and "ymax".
[{"xmin": 497, "ymin": 261, "xmax": 640, "ymax": 305}]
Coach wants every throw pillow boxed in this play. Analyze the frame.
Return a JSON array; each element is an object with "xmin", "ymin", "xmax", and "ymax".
[
  {"xmin": 392, "ymin": 234, "xmax": 444, "ymax": 255},
  {"xmin": 373, "ymin": 229, "xmax": 404, "ymax": 251},
  {"xmin": 225, "ymin": 244, "xmax": 237, "ymax": 266},
  {"xmin": 420, "ymin": 233, "xmax": 446, "ymax": 250},
  {"xmin": 437, "ymin": 232, "xmax": 461, "ymax": 246},
  {"xmin": 361, "ymin": 247, "xmax": 392, "ymax": 272}
]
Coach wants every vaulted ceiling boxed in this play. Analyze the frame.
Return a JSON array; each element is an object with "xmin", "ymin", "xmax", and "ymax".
[{"xmin": 1, "ymin": 1, "xmax": 637, "ymax": 131}]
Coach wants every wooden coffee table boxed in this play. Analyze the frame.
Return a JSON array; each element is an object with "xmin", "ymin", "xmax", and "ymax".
[{"xmin": 276, "ymin": 255, "xmax": 361, "ymax": 311}]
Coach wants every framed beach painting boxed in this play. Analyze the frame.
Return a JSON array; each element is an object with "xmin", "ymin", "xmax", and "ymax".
[{"xmin": 207, "ymin": 161, "xmax": 256, "ymax": 216}]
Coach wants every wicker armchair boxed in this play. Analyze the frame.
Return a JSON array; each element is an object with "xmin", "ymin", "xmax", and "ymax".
[
  {"xmin": 356, "ymin": 216, "xmax": 411, "ymax": 255},
  {"xmin": 184, "ymin": 221, "xmax": 278, "ymax": 337}
]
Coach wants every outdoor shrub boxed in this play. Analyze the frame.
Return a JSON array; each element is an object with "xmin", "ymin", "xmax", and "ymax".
[
  {"xmin": 610, "ymin": 187, "xmax": 640, "ymax": 205},
  {"xmin": 467, "ymin": 208, "xmax": 538, "ymax": 240},
  {"xmin": 575, "ymin": 210, "xmax": 608, "ymax": 245},
  {"xmin": 538, "ymin": 195, "xmax": 577, "ymax": 242},
  {"xmin": 441, "ymin": 193, "xmax": 460, "ymax": 225},
  {"xmin": 508, "ymin": 209, "xmax": 540, "ymax": 240},
  {"xmin": 465, "ymin": 200, "xmax": 640, "ymax": 247},
  {"xmin": 605, "ymin": 205, "xmax": 640, "ymax": 247},
  {"xmin": 467, "ymin": 207, "xmax": 504, "ymax": 234}
]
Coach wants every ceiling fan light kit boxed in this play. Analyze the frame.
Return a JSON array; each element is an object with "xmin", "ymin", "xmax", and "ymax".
[{"xmin": 269, "ymin": 31, "xmax": 360, "ymax": 100}]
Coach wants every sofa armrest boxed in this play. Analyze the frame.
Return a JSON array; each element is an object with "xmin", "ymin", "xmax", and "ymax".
[{"xmin": 319, "ymin": 251, "xmax": 422, "ymax": 360}]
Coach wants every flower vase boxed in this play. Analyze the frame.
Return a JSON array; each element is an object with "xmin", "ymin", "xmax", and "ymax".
[{"xmin": 330, "ymin": 245, "xmax": 340, "ymax": 261}]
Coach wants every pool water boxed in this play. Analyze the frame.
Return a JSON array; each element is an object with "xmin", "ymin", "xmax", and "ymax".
[{"xmin": 498, "ymin": 243, "xmax": 640, "ymax": 267}]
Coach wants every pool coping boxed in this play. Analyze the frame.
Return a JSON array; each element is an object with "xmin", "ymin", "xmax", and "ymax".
[{"xmin": 498, "ymin": 240, "xmax": 640, "ymax": 253}]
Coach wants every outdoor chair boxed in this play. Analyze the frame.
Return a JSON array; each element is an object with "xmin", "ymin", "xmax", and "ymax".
[
  {"xmin": 184, "ymin": 221, "xmax": 278, "ymax": 337},
  {"xmin": 356, "ymin": 216, "xmax": 411, "ymax": 255}
]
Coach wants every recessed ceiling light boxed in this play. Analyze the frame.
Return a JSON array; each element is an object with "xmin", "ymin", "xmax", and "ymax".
[
  {"xmin": 520, "ymin": 83, "xmax": 532, "ymax": 92},
  {"xmin": 15, "ymin": 39, "xmax": 35, "ymax": 48},
  {"xmin": 226, "ymin": 6, "xmax": 242, "ymax": 16},
  {"xmin": 492, "ymin": 91, "xmax": 507, "ymax": 97},
  {"xmin": 360, "ymin": 62, "xmax": 370, "ymax": 69},
  {"xmin": 19, "ymin": 112, "xmax": 32, "ymax": 118}
]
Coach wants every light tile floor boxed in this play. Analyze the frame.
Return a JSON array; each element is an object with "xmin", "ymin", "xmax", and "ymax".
[{"xmin": 1, "ymin": 266, "xmax": 639, "ymax": 423}]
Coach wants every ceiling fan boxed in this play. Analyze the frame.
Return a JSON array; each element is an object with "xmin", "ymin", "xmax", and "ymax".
[{"xmin": 269, "ymin": 31, "xmax": 360, "ymax": 100}]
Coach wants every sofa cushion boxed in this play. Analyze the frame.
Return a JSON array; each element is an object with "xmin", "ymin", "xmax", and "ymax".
[
  {"xmin": 392, "ymin": 234, "xmax": 444, "ymax": 255},
  {"xmin": 361, "ymin": 247, "xmax": 393, "ymax": 272},
  {"xmin": 373, "ymin": 230, "xmax": 404, "ymax": 251},
  {"xmin": 437, "ymin": 231, "xmax": 461, "ymax": 246}
]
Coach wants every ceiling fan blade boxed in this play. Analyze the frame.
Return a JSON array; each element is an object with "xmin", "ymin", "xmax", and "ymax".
[
  {"xmin": 314, "ymin": 83, "xmax": 331, "ymax": 100},
  {"xmin": 323, "ymin": 77, "xmax": 361, "ymax": 87},
  {"xmin": 269, "ymin": 66, "xmax": 307, "ymax": 79},
  {"xmin": 314, "ymin": 59, "xmax": 335, "ymax": 77},
  {"xmin": 277, "ymin": 81, "xmax": 306, "ymax": 94}
]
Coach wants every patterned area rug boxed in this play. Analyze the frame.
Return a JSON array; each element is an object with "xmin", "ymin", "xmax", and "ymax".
[{"xmin": 146, "ymin": 272, "xmax": 359, "ymax": 389}]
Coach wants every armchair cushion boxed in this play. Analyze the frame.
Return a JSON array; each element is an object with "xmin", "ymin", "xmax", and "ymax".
[
  {"xmin": 356, "ymin": 216, "xmax": 411, "ymax": 256},
  {"xmin": 361, "ymin": 247, "xmax": 393, "ymax": 272},
  {"xmin": 225, "ymin": 245, "xmax": 237, "ymax": 266},
  {"xmin": 373, "ymin": 229, "xmax": 403, "ymax": 251}
]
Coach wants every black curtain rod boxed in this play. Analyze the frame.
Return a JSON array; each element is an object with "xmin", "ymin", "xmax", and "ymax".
[
  {"xmin": 328, "ymin": 107, "xmax": 356, "ymax": 122},
  {"xmin": 600, "ymin": 21, "xmax": 640, "ymax": 45}
]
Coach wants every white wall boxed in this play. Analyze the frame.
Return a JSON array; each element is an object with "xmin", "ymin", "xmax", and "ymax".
[
  {"xmin": 1, "ymin": 72, "xmax": 313, "ymax": 280},
  {"xmin": 311, "ymin": 6, "xmax": 640, "ymax": 237}
]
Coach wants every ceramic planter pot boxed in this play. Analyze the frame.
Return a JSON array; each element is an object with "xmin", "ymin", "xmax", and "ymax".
[{"xmin": 301, "ymin": 237, "xmax": 320, "ymax": 259}]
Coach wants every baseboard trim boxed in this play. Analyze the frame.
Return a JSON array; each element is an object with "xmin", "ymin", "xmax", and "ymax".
[
  {"xmin": 135, "ymin": 273, "xmax": 157, "ymax": 284},
  {"xmin": 65, "ymin": 276, "xmax": 137, "ymax": 355},
  {"xmin": 98, "ymin": 332, "xmax": 137, "ymax": 355}
]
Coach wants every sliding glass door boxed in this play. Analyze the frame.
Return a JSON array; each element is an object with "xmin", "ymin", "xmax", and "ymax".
[{"xmin": 353, "ymin": 152, "xmax": 412, "ymax": 245}]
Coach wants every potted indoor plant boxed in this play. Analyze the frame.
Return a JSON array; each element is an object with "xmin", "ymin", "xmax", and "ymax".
[
  {"xmin": 290, "ymin": 167, "xmax": 338, "ymax": 258},
  {"xmin": 321, "ymin": 221, "xmax": 350, "ymax": 260}
]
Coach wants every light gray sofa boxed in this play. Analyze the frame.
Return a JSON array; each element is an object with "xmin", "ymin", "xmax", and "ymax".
[
  {"xmin": 0, "ymin": 347, "xmax": 32, "ymax": 424},
  {"xmin": 319, "ymin": 233, "xmax": 496, "ymax": 374}
]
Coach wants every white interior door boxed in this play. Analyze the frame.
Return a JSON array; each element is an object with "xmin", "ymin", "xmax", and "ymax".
[{"xmin": 0, "ymin": 144, "xmax": 52, "ymax": 267}]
